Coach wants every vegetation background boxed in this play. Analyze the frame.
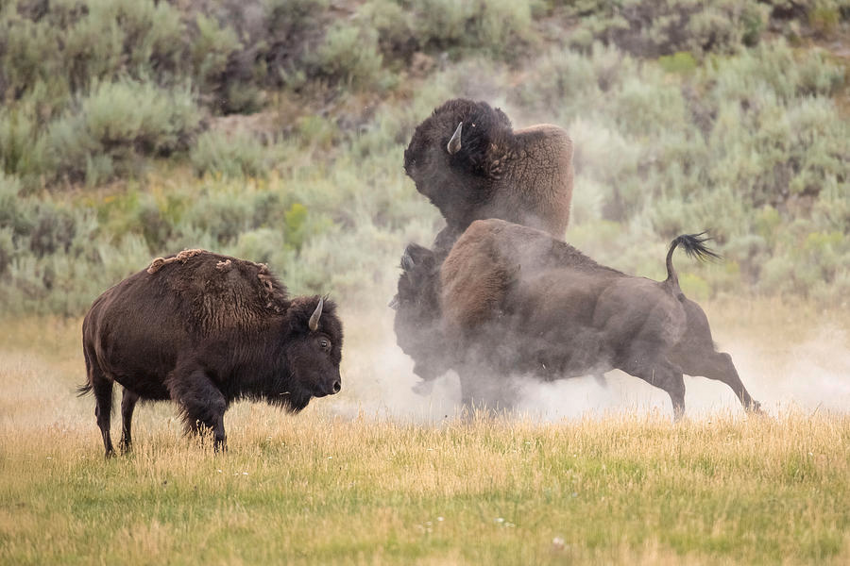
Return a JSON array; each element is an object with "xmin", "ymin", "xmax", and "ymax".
[
  {"xmin": 1, "ymin": 0, "xmax": 848, "ymax": 314},
  {"xmin": 1, "ymin": 0, "xmax": 849, "ymax": 563}
]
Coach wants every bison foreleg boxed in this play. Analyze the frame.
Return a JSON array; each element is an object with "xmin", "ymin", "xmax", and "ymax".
[
  {"xmin": 167, "ymin": 367, "xmax": 228, "ymax": 451},
  {"xmin": 119, "ymin": 389, "xmax": 139, "ymax": 454},
  {"xmin": 457, "ymin": 363, "xmax": 516, "ymax": 413}
]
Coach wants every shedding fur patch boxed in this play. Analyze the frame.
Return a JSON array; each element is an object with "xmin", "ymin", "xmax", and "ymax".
[
  {"xmin": 256, "ymin": 264, "xmax": 274, "ymax": 292},
  {"xmin": 254, "ymin": 263, "xmax": 285, "ymax": 312},
  {"xmin": 147, "ymin": 248, "xmax": 206, "ymax": 274},
  {"xmin": 215, "ymin": 259, "xmax": 232, "ymax": 272}
]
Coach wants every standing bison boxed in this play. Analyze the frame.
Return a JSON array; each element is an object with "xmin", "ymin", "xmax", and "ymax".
[
  {"xmin": 404, "ymin": 99, "xmax": 574, "ymax": 254},
  {"xmin": 394, "ymin": 220, "xmax": 761, "ymax": 416},
  {"xmin": 80, "ymin": 249, "xmax": 343, "ymax": 456}
]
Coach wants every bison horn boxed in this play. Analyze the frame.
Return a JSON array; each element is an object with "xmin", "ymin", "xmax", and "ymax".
[
  {"xmin": 401, "ymin": 249, "xmax": 415, "ymax": 272},
  {"xmin": 447, "ymin": 122, "xmax": 462, "ymax": 154},
  {"xmin": 309, "ymin": 297, "xmax": 323, "ymax": 332}
]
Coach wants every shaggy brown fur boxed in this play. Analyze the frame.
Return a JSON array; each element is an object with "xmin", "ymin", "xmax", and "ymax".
[
  {"xmin": 80, "ymin": 250, "xmax": 343, "ymax": 456},
  {"xmin": 392, "ymin": 244, "xmax": 449, "ymax": 383},
  {"xmin": 404, "ymin": 99, "xmax": 573, "ymax": 253}
]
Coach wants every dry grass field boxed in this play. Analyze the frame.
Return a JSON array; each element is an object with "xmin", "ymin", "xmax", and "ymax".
[{"xmin": 1, "ymin": 300, "xmax": 849, "ymax": 565}]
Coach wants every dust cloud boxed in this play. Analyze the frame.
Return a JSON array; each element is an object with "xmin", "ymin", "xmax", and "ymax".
[
  {"xmin": 330, "ymin": 307, "xmax": 850, "ymax": 422},
  {"xmin": 343, "ymin": 83, "xmax": 849, "ymax": 422}
]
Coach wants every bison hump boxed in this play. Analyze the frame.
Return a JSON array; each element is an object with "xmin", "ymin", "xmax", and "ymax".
[{"xmin": 145, "ymin": 250, "xmax": 291, "ymax": 329}]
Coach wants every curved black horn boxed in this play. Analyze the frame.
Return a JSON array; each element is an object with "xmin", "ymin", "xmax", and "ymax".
[
  {"xmin": 401, "ymin": 248, "xmax": 415, "ymax": 272},
  {"xmin": 309, "ymin": 297, "xmax": 323, "ymax": 331},
  {"xmin": 447, "ymin": 122, "xmax": 462, "ymax": 154}
]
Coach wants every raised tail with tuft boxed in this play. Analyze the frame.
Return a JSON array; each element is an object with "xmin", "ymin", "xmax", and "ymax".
[{"xmin": 664, "ymin": 232, "xmax": 720, "ymax": 292}]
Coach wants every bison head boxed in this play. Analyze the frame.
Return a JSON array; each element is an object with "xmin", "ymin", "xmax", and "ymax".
[
  {"xmin": 282, "ymin": 296, "xmax": 343, "ymax": 410},
  {"xmin": 390, "ymin": 244, "xmax": 452, "ymax": 383},
  {"xmin": 403, "ymin": 99, "xmax": 512, "ymax": 230}
]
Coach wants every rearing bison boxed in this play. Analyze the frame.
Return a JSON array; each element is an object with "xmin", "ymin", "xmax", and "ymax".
[
  {"xmin": 80, "ymin": 249, "xmax": 343, "ymax": 455},
  {"xmin": 393, "ymin": 220, "xmax": 762, "ymax": 416},
  {"xmin": 404, "ymin": 99, "xmax": 574, "ymax": 254}
]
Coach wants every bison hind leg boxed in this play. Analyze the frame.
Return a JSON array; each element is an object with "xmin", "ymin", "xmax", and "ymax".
[
  {"xmin": 167, "ymin": 367, "xmax": 228, "ymax": 451},
  {"xmin": 91, "ymin": 369, "xmax": 116, "ymax": 457},
  {"xmin": 83, "ymin": 341, "xmax": 116, "ymax": 457},
  {"xmin": 671, "ymin": 298, "xmax": 762, "ymax": 413},
  {"xmin": 675, "ymin": 350, "xmax": 761, "ymax": 413},
  {"xmin": 619, "ymin": 347, "xmax": 686, "ymax": 420}
]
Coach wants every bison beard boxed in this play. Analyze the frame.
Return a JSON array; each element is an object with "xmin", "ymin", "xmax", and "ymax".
[
  {"xmin": 79, "ymin": 251, "xmax": 343, "ymax": 456},
  {"xmin": 403, "ymin": 98, "xmax": 574, "ymax": 256},
  {"xmin": 394, "ymin": 220, "xmax": 762, "ymax": 417}
]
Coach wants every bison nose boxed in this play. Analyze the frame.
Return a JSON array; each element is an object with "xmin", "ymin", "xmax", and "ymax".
[{"xmin": 330, "ymin": 380, "xmax": 341, "ymax": 395}]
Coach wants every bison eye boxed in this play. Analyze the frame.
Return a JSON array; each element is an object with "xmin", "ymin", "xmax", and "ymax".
[{"xmin": 319, "ymin": 338, "xmax": 331, "ymax": 350}]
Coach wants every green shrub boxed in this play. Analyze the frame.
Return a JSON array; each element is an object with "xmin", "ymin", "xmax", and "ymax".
[
  {"xmin": 0, "ymin": 173, "xmax": 31, "ymax": 239},
  {"xmin": 809, "ymin": 6, "xmax": 841, "ymax": 35},
  {"xmin": 44, "ymin": 78, "xmax": 202, "ymax": 184},
  {"xmin": 472, "ymin": 0, "xmax": 536, "ymax": 58},
  {"xmin": 60, "ymin": 0, "xmax": 186, "ymax": 89},
  {"xmin": 557, "ymin": 0, "xmax": 769, "ymax": 57},
  {"xmin": 312, "ymin": 23, "xmax": 385, "ymax": 89},
  {"xmin": 191, "ymin": 13, "xmax": 242, "ymax": 108},
  {"xmin": 658, "ymin": 51, "xmax": 698, "ymax": 74},
  {"xmin": 613, "ymin": 72, "xmax": 688, "ymax": 137},
  {"xmin": 295, "ymin": 115, "xmax": 340, "ymax": 150},
  {"xmin": 178, "ymin": 187, "xmax": 255, "ymax": 246},
  {"xmin": 190, "ymin": 130, "xmax": 270, "ymax": 179},
  {"xmin": 0, "ymin": 227, "xmax": 13, "ymax": 277},
  {"xmin": 0, "ymin": 9, "xmax": 67, "ymax": 104},
  {"xmin": 359, "ymin": 0, "xmax": 417, "ymax": 60},
  {"xmin": 409, "ymin": 0, "xmax": 474, "ymax": 49},
  {"xmin": 0, "ymin": 103, "xmax": 46, "ymax": 183},
  {"xmin": 233, "ymin": 228, "xmax": 289, "ymax": 265},
  {"xmin": 28, "ymin": 202, "xmax": 77, "ymax": 258},
  {"xmin": 408, "ymin": 0, "xmax": 535, "ymax": 59}
]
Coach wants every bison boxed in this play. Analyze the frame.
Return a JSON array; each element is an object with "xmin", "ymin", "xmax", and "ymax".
[
  {"xmin": 403, "ymin": 98, "xmax": 574, "ymax": 255},
  {"xmin": 80, "ymin": 249, "xmax": 343, "ymax": 456},
  {"xmin": 393, "ymin": 220, "xmax": 761, "ymax": 416}
]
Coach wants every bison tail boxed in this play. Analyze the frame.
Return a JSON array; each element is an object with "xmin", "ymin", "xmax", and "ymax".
[
  {"xmin": 77, "ymin": 382, "xmax": 93, "ymax": 397},
  {"xmin": 665, "ymin": 232, "xmax": 720, "ymax": 291}
]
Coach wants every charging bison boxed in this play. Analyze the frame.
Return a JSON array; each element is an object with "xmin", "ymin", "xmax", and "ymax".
[
  {"xmin": 80, "ymin": 249, "xmax": 343, "ymax": 456},
  {"xmin": 404, "ymin": 99, "xmax": 574, "ymax": 254},
  {"xmin": 393, "ymin": 220, "xmax": 761, "ymax": 416}
]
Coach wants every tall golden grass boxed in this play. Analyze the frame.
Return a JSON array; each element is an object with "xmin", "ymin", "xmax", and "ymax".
[{"xmin": 1, "ymin": 302, "xmax": 849, "ymax": 565}]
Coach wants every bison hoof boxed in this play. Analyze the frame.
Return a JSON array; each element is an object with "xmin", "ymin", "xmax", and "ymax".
[{"xmin": 747, "ymin": 401, "xmax": 765, "ymax": 415}]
